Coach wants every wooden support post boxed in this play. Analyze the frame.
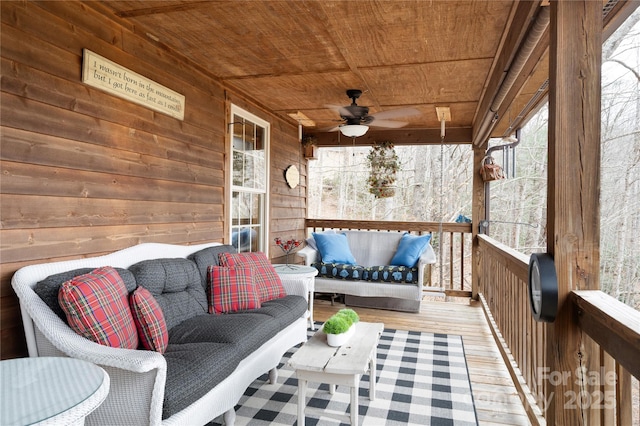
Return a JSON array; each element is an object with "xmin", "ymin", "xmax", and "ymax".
[
  {"xmin": 471, "ymin": 146, "xmax": 485, "ymax": 299},
  {"xmin": 546, "ymin": 1, "xmax": 602, "ymax": 424}
]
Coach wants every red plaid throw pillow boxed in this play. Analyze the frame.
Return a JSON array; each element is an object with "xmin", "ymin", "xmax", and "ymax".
[
  {"xmin": 218, "ymin": 252, "xmax": 286, "ymax": 303},
  {"xmin": 59, "ymin": 267, "xmax": 138, "ymax": 349},
  {"xmin": 130, "ymin": 287, "xmax": 168, "ymax": 353},
  {"xmin": 207, "ymin": 265, "xmax": 261, "ymax": 314}
]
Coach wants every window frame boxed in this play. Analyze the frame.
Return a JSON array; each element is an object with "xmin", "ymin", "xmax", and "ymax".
[{"xmin": 228, "ymin": 104, "xmax": 271, "ymax": 254}]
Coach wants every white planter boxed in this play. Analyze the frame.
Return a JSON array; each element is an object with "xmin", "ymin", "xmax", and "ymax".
[{"xmin": 325, "ymin": 323, "xmax": 355, "ymax": 347}]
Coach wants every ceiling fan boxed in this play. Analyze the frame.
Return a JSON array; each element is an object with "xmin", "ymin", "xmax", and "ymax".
[{"xmin": 326, "ymin": 89, "xmax": 420, "ymax": 137}]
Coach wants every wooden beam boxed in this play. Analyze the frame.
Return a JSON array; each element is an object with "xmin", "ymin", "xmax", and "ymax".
[
  {"xmin": 444, "ymin": 290, "xmax": 472, "ymax": 299},
  {"xmin": 305, "ymin": 127, "xmax": 472, "ymax": 147},
  {"xmin": 571, "ymin": 290, "xmax": 640, "ymax": 379},
  {"xmin": 471, "ymin": 147, "xmax": 485, "ymax": 300},
  {"xmin": 546, "ymin": 1, "xmax": 602, "ymax": 424},
  {"xmin": 603, "ymin": 0, "xmax": 640, "ymax": 41},
  {"xmin": 472, "ymin": 1, "xmax": 540, "ymax": 147},
  {"xmin": 492, "ymin": 29, "xmax": 549, "ymax": 136}
]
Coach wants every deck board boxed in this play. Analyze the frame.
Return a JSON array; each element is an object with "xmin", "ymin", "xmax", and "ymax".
[{"xmin": 313, "ymin": 296, "xmax": 532, "ymax": 426}]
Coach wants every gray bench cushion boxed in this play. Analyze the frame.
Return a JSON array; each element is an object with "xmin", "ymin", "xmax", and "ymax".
[
  {"xmin": 311, "ymin": 262, "xmax": 419, "ymax": 284},
  {"xmin": 364, "ymin": 265, "xmax": 420, "ymax": 284},
  {"xmin": 163, "ymin": 342, "xmax": 241, "ymax": 419},
  {"xmin": 168, "ymin": 311, "xmax": 280, "ymax": 354},
  {"xmin": 312, "ymin": 263, "xmax": 366, "ymax": 280},
  {"xmin": 129, "ymin": 258, "xmax": 207, "ymax": 330},
  {"xmin": 34, "ymin": 267, "xmax": 137, "ymax": 321}
]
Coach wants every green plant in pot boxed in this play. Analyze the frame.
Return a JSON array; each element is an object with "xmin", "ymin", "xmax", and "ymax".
[
  {"xmin": 323, "ymin": 309, "xmax": 359, "ymax": 347},
  {"xmin": 323, "ymin": 315, "xmax": 351, "ymax": 335}
]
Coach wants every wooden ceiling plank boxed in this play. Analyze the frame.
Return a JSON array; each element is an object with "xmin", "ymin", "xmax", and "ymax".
[
  {"xmin": 115, "ymin": 1, "xmax": 210, "ymax": 18},
  {"xmin": 315, "ymin": 2, "xmax": 376, "ymax": 110}
]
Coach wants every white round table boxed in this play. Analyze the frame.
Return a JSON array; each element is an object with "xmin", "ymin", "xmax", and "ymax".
[
  {"xmin": 273, "ymin": 264, "xmax": 318, "ymax": 330},
  {"xmin": 1, "ymin": 357, "xmax": 110, "ymax": 425}
]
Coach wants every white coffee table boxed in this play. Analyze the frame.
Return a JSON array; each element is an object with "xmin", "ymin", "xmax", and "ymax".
[
  {"xmin": 288, "ymin": 321, "xmax": 384, "ymax": 426},
  {"xmin": 1, "ymin": 357, "xmax": 110, "ymax": 425},
  {"xmin": 273, "ymin": 264, "xmax": 318, "ymax": 329}
]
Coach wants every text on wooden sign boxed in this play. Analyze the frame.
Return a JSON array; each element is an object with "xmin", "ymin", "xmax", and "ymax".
[{"xmin": 82, "ymin": 49, "xmax": 185, "ymax": 120}]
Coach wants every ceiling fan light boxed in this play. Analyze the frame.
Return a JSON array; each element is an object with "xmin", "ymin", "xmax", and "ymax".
[{"xmin": 339, "ymin": 124, "xmax": 369, "ymax": 138}]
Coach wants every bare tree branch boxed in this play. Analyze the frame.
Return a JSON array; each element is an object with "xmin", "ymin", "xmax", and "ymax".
[{"xmin": 606, "ymin": 59, "xmax": 640, "ymax": 82}]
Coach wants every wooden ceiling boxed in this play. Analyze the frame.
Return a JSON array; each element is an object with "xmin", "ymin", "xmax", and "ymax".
[{"xmin": 97, "ymin": 0, "xmax": 627, "ymax": 146}]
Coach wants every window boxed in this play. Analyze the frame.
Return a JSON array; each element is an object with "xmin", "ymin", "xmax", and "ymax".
[{"xmin": 229, "ymin": 105, "xmax": 270, "ymax": 253}]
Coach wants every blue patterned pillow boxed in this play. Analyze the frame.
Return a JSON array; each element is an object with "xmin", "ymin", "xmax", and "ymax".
[
  {"xmin": 312, "ymin": 263, "xmax": 365, "ymax": 280},
  {"xmin": 312, "ymin": 232, "xmax": 357, "ymax": 264},
  {"xmin": 364, "ymin": 265, "xmax": 420, "ymax": 284},
  {"xmin": 390, "ymin": 233, "xmax": 431, "ymax": 267}
]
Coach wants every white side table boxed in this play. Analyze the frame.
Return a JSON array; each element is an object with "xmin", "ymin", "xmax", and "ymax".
[
  {"xmin": 273, "ymin": 264, "xmax": 318, "ymax": 330},
  {"xmin": 1, "ymin": 357, "xmax": 110, "ymax": 425}
]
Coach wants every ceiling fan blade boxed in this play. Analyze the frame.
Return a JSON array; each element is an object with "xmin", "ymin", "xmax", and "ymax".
[
  {"xmin": 370, "ymin": 107, "xmax": 420, "ymax": 120},
  {"xmin": 325, "ymin": 104, "xmax": 356, "ymax": 118},
  {"xmin": 317, "ymin": 125, "xmax": 341, "ymax": 132},
  {"xmin": 325, "ymin": 104, "xmax": 343, "ymax": 112},
  {"xmin": 369, "ymin": 119, "xmax": 409, "ymax": 128}
]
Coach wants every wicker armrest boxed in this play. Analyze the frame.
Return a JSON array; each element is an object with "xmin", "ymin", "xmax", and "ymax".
[
  {"xmin": 22, "ymin": 287, "xmax": 166, "ymax": 372},
  {"xmin": 296, "ymin": 246, "xmax": 318, "ymax": 266},
  {"xmin": 280, "ymin": 280, "xmax": 307, "ymax": 298}
]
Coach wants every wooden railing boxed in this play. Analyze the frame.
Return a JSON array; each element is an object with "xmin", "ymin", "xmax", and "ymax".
[
  {"xmin": 478, "ymin": 234, "xmax": 639, "ymax": 425},
  {"xmin": 304, "ymin": 219, "xmax": 473, "ymax": 296},
  {"xmin": 477, "ymin": 235, "xmax": 547, "ymax": 423}
]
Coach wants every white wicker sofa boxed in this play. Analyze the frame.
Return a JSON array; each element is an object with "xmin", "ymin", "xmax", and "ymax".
[
  {"xmin": 297, "ymin": 230, "xmax": 436, "ymax": 312},
  {"xmin": 11, "ymin": 242, "xmax": 308, "ymax": 426}
]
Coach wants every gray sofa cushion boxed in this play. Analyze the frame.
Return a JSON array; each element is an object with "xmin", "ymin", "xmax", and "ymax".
[
  {"xmin": 128, "ymin": 258, "xmax": 207, "ymax": 330},
  {"xmin": 34, "ymin": 267, "xmax": 137, "ymax": 321},
  {"xmin": 188, "ymin": 244, "xmax": 237, "ymax": 289},
  {"xmin": 253, "ymin": 295, "xmax": 308, "ymax": 329},
  {"xmin": 168, "ymin": 311, "xmax": 280, "ymax": 354},
  {"xmin": 163, "ymin": 342, "xmax": 241, "ymax": 419}
]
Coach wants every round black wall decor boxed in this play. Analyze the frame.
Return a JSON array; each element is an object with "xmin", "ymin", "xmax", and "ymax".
[{"xmin": 528, "ymin": 253, "xmax": 558, "ymax": 322}]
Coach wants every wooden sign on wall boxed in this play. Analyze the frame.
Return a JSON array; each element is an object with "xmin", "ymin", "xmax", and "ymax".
[{"xmin": 82, "ymin": 49, "xmax": 185, "ymax": 120}]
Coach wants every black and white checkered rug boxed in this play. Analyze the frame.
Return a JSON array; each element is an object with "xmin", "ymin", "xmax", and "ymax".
[{"xmin": 211, "ymin": 325, "xmax": 478, "ymax": 425}]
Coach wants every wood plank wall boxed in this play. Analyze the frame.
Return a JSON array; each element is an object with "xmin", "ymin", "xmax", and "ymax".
[{"xmin": 0, "ymin": 1, "xmax": 306, "ymax": 359}]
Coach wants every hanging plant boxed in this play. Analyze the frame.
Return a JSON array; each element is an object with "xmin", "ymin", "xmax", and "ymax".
[
  {"xmin": 301, "ymin": 135, "xmax": 318, "ymax": 159},
  {"xmin": 367, "ymin": 141, "xmax": 400, "ymax": 198},
  {"xmin": 301, "ymin": 135, "xmax": 317, "ymax": 147}
]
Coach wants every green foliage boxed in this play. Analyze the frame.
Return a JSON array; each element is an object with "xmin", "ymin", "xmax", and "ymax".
[
  {"xmin": 323, "ymin": 309, "xmax": 360, "ymax": 334},
  {"xmin": 336, "ymin": 308, "xmax": 359, "ymax": 324},
  {"xmin": 323, "ymin": 315, "xmax": 351, "ymax": 335}
]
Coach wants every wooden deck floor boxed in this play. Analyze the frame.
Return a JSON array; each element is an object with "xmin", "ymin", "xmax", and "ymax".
[{"xmin": 313, "ymin": 296, "xmax": 532, "ymax": 426}]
